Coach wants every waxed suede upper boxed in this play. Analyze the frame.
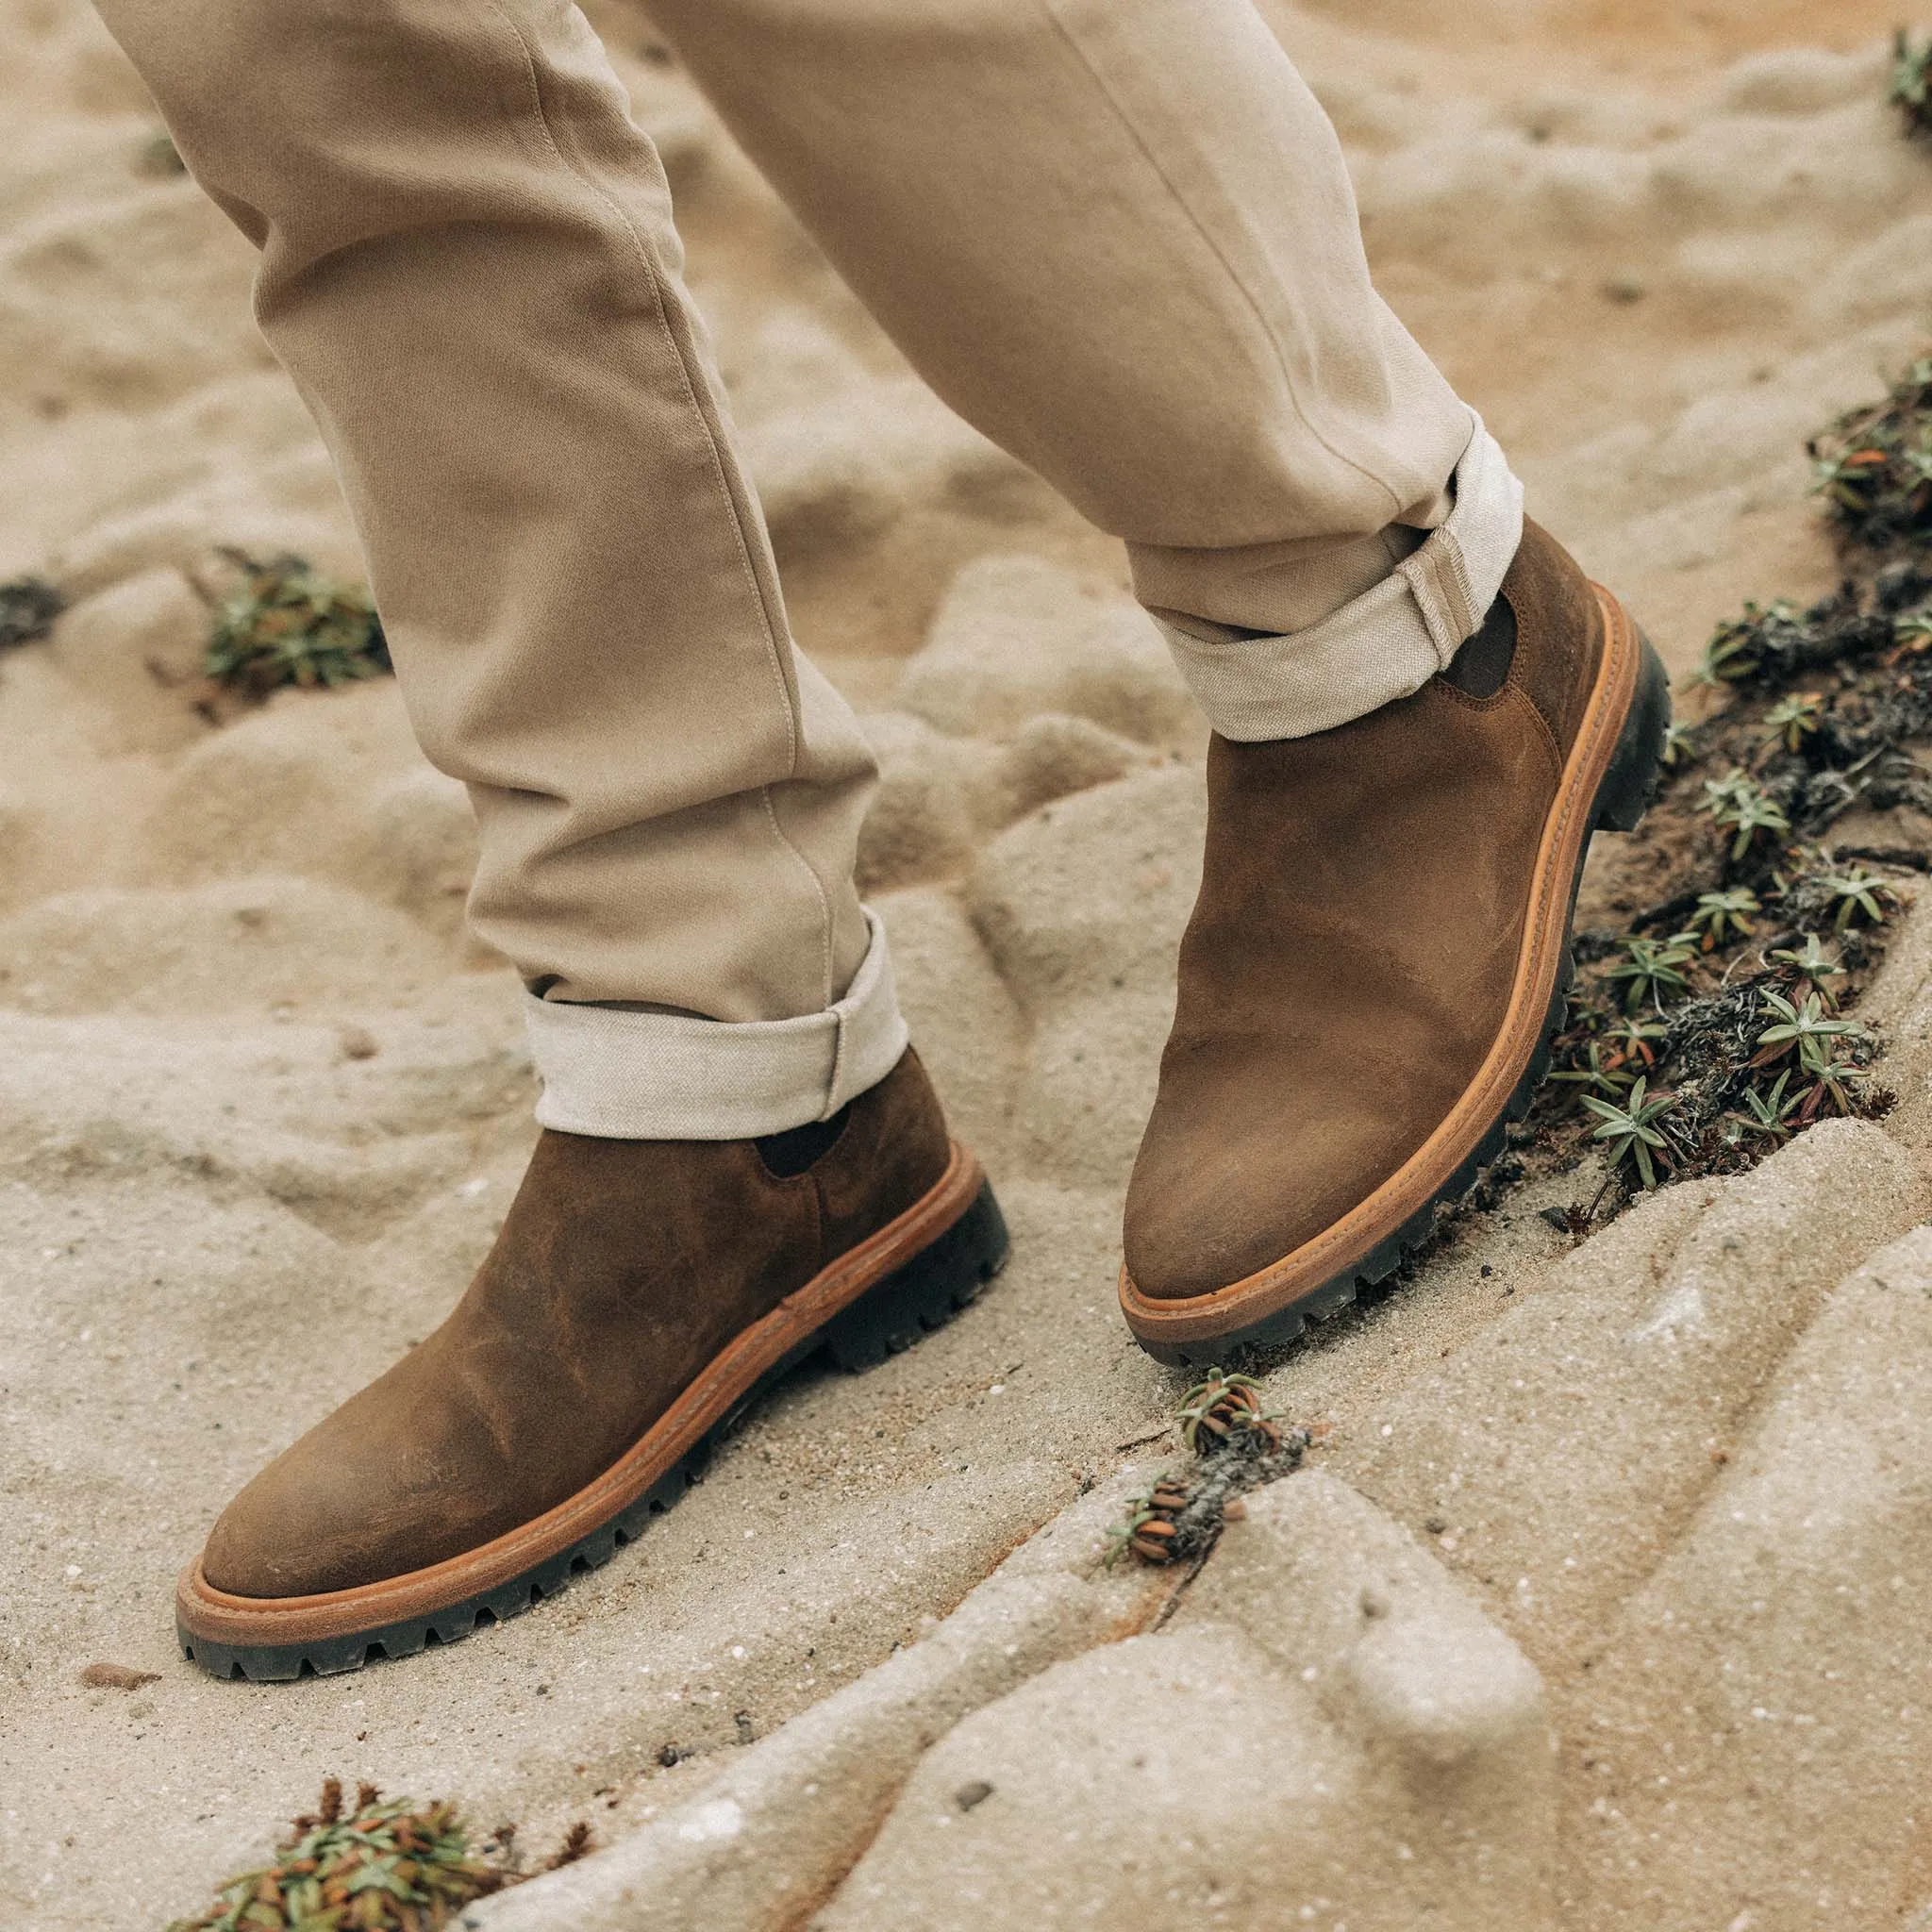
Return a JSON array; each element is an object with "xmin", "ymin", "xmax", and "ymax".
[
  {"xmin": 1507, "ymin": 515, "xmax": 1604, "ymax": 757},
  {"xmin": 202, "ymin": 1048, "xmax": 951, "ymax": 1598},
  {"xmin": 1123, "ymin": 521, "xmax": 1604, "ymax": 1300}
]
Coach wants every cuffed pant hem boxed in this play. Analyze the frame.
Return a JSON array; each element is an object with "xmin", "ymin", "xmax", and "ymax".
[
  {"xmin": 524, "ymin": 908, "xmax": 911, "ymax": 1141},
  {"xmin": 1155, "ymin": 416, "xmax": 1525, "ymax": 742}
]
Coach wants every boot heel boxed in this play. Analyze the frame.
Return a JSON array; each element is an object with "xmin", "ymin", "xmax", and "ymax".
[
  {"xmin": 1592, "ymin": 632, "xmax": 1673, "ymax": 834},
  {"xmin": 822, "ymin": 1180, "xmax": 1010, "ymax": 1372}
]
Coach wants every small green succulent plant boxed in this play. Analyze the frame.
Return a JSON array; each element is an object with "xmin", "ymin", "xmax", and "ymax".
[
  {"xmin": 205, "ymin": 550, "xmax": 391, "ymax": 698},
  {"xmin": 1581, "ymin": 1076, "xmax": 1677, "ymax": 1191}
]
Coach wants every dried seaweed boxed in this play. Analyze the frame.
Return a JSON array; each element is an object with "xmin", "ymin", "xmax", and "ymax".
[
  {"xmin": 204, "ymin": 549, "xmax": 391, "ymax": 698},
  {"xmin": 1893, "ymin": 28, "xmax": 1932, "ymax": 141},
  {"xmin": 1809, "ymin": 356, "xmax": 1932, "ymax": 556},
  {"xmin": 0, "ymin": 575, "xmax": 64, "ymax": 649},
  {"xmin": 1107, "ymin": 1373, "xmax": 1308, "ymax": 1570},
  {"xmin": 1508, "ymin": 374, "xmax": 1932, "ymax": 1226},
  {"xmin": 165, "ymin": 1781, "xmax": 590, "ymax": 1932}
]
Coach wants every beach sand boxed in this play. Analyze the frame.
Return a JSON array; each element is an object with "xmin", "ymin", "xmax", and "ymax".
[{"xmin": 4, "ymin": 2, "xmax": 1932, "ymax": 1924}]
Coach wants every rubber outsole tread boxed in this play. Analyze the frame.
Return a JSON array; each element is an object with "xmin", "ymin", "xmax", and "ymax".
[
  {"xmin": 1136, "ymin": 632, "xmax": 1674, "ymax": 1370},
  {"xmin": 180, "ymin": 1181, "xmax": 1010, "ymax": 1682}
]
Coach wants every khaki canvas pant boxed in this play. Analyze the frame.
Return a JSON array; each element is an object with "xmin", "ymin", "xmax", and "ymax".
[{"xmin": 95, "ymin": 0, "xmax": 1522, "ymax": 1138}]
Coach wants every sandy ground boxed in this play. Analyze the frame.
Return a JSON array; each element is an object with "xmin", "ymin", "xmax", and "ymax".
[{"xmin": 3, "ymin": 0, "xmax": 1932, "ymax": 1925}]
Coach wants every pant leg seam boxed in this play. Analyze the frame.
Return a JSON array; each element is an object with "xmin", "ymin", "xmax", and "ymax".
[
  {"xmin": 761, "ymin": 783, "xmax": 836, "ymax": 1008},
  {"xmin": 482, "ymin": 0, "xmax": 839, "ymax": 1002},
  {"xmin": 1038, "ymin": 0, "xmax": 1406, "ymax": 525}
]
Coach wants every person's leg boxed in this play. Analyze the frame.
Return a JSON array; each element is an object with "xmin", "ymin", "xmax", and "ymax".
[
  {"xmin": 649, "ymin": 0, "xmax": 1668, "ymax": 1357},
  {"xmin": 93, "ymin": 0, "xmax": 1008, "ymax": 1679},
  {"xmin": 651, "ymin": 0, "xmax": 1515, "ymax": 732},
  {"xmin": 99, "ymin": 0, "xmax": 905, "ymax": 1137}
]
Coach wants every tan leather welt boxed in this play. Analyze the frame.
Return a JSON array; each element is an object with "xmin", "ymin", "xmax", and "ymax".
[
  {"xmin": 179, "ymin": 1143, "xmax": 986, "ymax": 1647},
  {"xmin": 1122, "ymin": 586, "xmax": 1641, "ymax": 1342}
]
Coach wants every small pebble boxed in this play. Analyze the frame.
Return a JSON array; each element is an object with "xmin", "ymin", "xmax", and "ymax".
[
  {"xmin": 338, "ymin": 1024, "xmax": 379, "ymax": 1060},
  {"xmin": 78, "ymin": 1661, "xmax": 159, "ymax": 1690},
  {"xmin": 955, "ymin": 1779, "xmax": 994, "ymax": 1812}
]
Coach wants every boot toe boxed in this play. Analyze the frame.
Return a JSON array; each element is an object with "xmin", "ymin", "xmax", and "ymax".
[
  {"xmin": 201, "ymin": 1460, "xmax": 345, "ymax": 1599},
  {"xmin": 1125, "ymin": 1083, "xmax": 1420, "ymax": 1301},
  {"xmin": 198, "ymin": 1347, "xmax": 515, "ymax": 1598}
]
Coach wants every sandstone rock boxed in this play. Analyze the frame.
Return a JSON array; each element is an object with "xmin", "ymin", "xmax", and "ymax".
[
  {"xmin": 810, "ymin": 1472, "xmax": 1555, "ymax": 1932},
  {"xmin": 611, "ymin": 45, "xmax": 716, "ymax": 186},
  {"xmin": 1181, "ymin": 1473, "xmax": 1556, "ymax": 1921},
  {"xmin": 855, "ymin": 713, "xmax": 995, "ymax": 891},
  {"xmin": 966, "ymin": 764, "xmax": 1206, "ymax": 1015},
  {"xmin": 131, "ymin": 679, "xmax": 439, "ymax": 898},
  {"xmin": 1504, "ymin": 88, "xmax": 1673, "ymax": 151},
  {"xmin": 44, "ymin": 566, "xmax": 209, "ymax": 755},
  {"xmin": 40, "ymin": 8, "xmax": 157, "ymax": 115},
  {"xmin": 743, "ymin": 381, "xmax": 1032, "ymax": 568},
  {"xmin": 818, "ymin": 1609, "xmax": 1554, "ymax": 1932},
  {"xmin": 0, "ymin": 1003, "xmax": 518, "ymax": 1241},
  {"xmin": 1646, "ymin": 334, "xmax": 1908, "ymax": 496},
  {"xmin": 1183, "ymin": 1473, "xmax": 1550, "ymax": 1776},
  {"xmin": 0, "ymin": 876, "xmax": 447, "ymax": 1017},
  {"xmin": 1859, "ymin": 888, "xmax": 1932, "ymax": 1149},
  {"xmin": 1004, "ymin": 992, "xmax": 1174, "ymax": 1191},
  {"xmin": 43, "ymin": 497, "xmax": 302, "ymax": 601},
  {"xmin": 1314, "ymin": 72, "xmax": 1471, "ymax": 152},
  {"xmin": 874, "ymin": 884, "xmax": 1024, "ymax": 1172},
  {"xmin": 1824, "ymin": 213, "xmax": 1932, "ymax": 327},
  {"xmin": 1591, "ymin": 484, "xmax": 1750, "ymax": 581},
  {"xmin": 1718, "ymin": 44, "xmax": 1891, "ymax": 118},
  {"xmin": 961, "ymin": 764, "xmax": 1205, "ymax": 1184},
  {"xmin": 742, "ymin": 406, "xmax": 905, "ymax": 560},
  {"xmin": 990, "ymin": 713, "xmax": 1160, "ymax": 823},
  {"xmin": 467, "ymin": 1472, "xmax": 1163, "ymax": 1932},
  {"xmin": 858, "ymin": 710, "xmax": 1161, "ymax": 894},
  {"xmin": 1362, "ymin": 133, "xmax": 1651, "ymax": 260},
  {"xmin": 1562, "ymin": 1226, "xmax": 1932, "ymax": 1929},
  {"xmin": 899, "ymin": 554, "xmax": 1198, "ymax": 750},
  {"xmin": 1341, "ymin": 1121, "xmax": 1926, "ymax": 1671},
  {"xmin": 0, "ymin": 184, "xmax": 260, "ymax": 412},
  {"xmin": 0, "ymin": 790, "xmax": 51, "ymax": 916},
  {"xmin": 469, "ymin": 1575, "xmax": 1116, "ymax": 1932},
  {"xmin": 330, "ymin": 765, "xmax": 480, "ymax": 939},
  {"xmin": 724, "ymin": 309, "xmax": 875, "ymax": 429},
  {"xmin": 1651, "ymin": 104, "xmax": 1921, "ymax": 234},
  {"xmin": 813, "ymin": 1622, "xmax": 1368, "ymax": 1932}
]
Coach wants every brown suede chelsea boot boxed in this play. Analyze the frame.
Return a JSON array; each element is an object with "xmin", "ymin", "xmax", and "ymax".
[
  {"xmin": 176, "ymin": 1048, "xmax": 1006, "ymax": 1679},
  {"xmin": 1120, "ymin": 520, "xmax": 1670, "ymax": 1364}
]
